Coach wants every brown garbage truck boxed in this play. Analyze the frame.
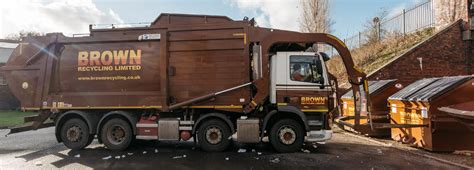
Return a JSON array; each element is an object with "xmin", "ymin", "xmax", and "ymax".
[{"xmin": 0, "ymin": 13, "xmax": 370, "ymax": 152}]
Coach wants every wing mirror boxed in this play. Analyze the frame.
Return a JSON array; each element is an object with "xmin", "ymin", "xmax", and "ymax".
[
  {"xmin": 315, "ymin": 60, "xmax": 323, "ymax": 74},
  {"xmin": 313, "ymin": 59, "xmax": 325, "ymax": 89}
]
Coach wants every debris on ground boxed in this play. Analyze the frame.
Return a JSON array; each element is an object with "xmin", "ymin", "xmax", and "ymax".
[
  {"xmin": 74, "ymin": 154, "xmax": 80, "ymax": 158},
  {"xmin": 377, "ymin": 149, "xmax": 383, "ymax": 154},
  {"xmin": 155, "ymin": 149, "xmax": 159, "ymax": 153},
  {"xmin": 225, "ymin": 157, "xmax": 229, "ymax": 161},
  {"xmin": 102, "ymin": 156, "xmax": 112, "ymax": 160},
  {"xmin": 142, "ymin": 151, "xmax": 147, "ymax": 154},
  {"xmin": 115, "ymin": 156, "xmax": 121, "ymax": 159},
  {"xmin": 317, "ymin": 142, "xmax": 326, "ymax": 145},
  {"xmin": 254, "ymin": 157, "xmax": 260, "ymax": 160},
  {"xmin": 301, "ymin": 149, "xmax": 311, "ymax": 153},
  {"xmin": 238, "ymin": 149, "xmax": 247, "ymax": 153},
  {"xmin": 261, "ymin": 136, "xmax": 269, "ymax": 142},
  {"xmin": 312, "ymin": 144, "xmax": 318, "ymax": 149},
  {"xmin": 252, "ymin": 149, "xmax": 256, "ymax": 152},
  {"xmin": 453, "ymin": 150, "xmax": 473, "ymax": 157},
  {"xmin": 257, "ymin": 152, "xmax": 262, "ymax": 155},
  {"xmin": 121, "ymin": 155, "xmax": 126, "ymax": 158},
  {"xmin": 270, "ymin": 158, "xmax": 280, "ymax": 163},
  {"xmin": 127, "ymin": 153, "xmax": 134, "ymax": 156},
  {"xmin": 34, "ymin": 161, "xmax": 42, "ymax": 166},
  {"xmin": 172, "ymin": 155, "xmax": 187, "ymax": 159}
]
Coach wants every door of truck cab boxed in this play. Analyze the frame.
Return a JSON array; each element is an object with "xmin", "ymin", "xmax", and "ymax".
[{"xmin": 270, "ymin": 52, "xmax": 330, "ymax": 113}]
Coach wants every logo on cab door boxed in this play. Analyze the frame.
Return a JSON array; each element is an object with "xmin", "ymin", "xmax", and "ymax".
[{"xmin": 301, "ymin": 97, "xmax": 327, "ymax": 105}]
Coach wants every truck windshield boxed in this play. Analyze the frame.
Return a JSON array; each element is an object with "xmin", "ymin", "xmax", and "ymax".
[{"xmin": 289, "ymin": 55, "xmax": 323, "ymax": 84}]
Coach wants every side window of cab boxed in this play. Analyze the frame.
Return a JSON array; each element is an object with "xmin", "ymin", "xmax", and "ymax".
[{"xmin": 289, "ymin": 55, "xmax": 323, "ymax": 84}]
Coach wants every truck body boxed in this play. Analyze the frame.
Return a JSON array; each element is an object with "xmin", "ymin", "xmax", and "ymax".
[{"xmin": 0, "ymin": 13, "xmax": 370, "ymax": 152}]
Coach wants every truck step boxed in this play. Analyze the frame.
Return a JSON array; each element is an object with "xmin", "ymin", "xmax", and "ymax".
[
  {"xmin": 179, "ymin": 121, "xmax": 194, "ymax": 125},
  {"xmin": 308, "ymin": 120, "xmax": 323, "ymax": 126}
]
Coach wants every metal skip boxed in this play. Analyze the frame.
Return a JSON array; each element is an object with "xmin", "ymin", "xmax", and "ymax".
[{"xmin": 390, "ymin": 76, "xmax": 474, "ymax": 151}]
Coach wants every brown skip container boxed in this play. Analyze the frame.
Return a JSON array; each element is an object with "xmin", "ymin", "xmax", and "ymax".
[
  {"xmin": 340, "ymin": 79, "xmax": 400, "ymax": 137},
  {"xmin": 388, "ymin": 75, "xmax": 474, "ymax": 151},
  {"xmin": 0, "ymin": 14, "xmax": 253, "ymax": 111}
]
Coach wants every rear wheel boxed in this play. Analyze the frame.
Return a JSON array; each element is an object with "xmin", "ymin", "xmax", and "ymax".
[
  {"xmin": 198, "ymin": 119, "xmax": 232, "ymax": 152},
  {"xmin": 60, "ymin": 118, "xmax": 91, "ymax": 150},
  {"xmin": 100, "ymin": 118, "xmax": 133, "ymax": 151},
  {"xmin": 269, "ymin": 119, "xmax": 304, "ymax": 153}
]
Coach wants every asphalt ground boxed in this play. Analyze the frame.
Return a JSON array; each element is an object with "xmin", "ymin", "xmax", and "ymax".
[{"xmin": 0, "ymin": 127, "xmax": 471, "ymax": 170}]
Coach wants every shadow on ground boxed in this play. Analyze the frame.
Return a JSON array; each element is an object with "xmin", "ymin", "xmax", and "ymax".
[{"xmin": 13, "ymin": 138, "xmax": 460, "ymax": 170}]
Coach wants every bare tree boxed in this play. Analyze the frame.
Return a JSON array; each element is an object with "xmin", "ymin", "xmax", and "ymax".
[
  {"xmin": 300, "ymin": 0, "xmax": 333, "ymax": 53},
  {"xmin": 364, "ymin": 9, "xmax": 388, "ymax": 45},
  {"xmin": 5, "ymin": 31, "xmax": 43, "ymax": 41},
  {"xmin": 299, "ymin": 0, "xmax": 332, "ymax": 33}
]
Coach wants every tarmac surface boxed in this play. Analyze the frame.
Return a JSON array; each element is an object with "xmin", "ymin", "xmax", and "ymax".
[{"xmin": 0, "ymin": 127, "xmax": 470, "ymax": 170}]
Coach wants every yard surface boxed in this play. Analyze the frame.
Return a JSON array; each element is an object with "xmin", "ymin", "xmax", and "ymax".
[
  {"xmin": 0, "ymin": 127, "xmax": 472, "ymax": 169},
  {"xmin": 0, "ymin": 111, "xmax": 36, "ymax": 128}
]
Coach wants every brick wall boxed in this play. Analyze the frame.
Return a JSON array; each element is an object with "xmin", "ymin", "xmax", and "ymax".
[
  {"xmin": 0, "ymin": 63, "xmax": 20, "ymax": 110},
  {"xmin": 368, "ymin": 20, "xmax": 473, "ymax": 86}
]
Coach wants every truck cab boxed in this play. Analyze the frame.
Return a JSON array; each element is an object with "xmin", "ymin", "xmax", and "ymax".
[{"xmin": 269, "ymin": 52, "xmax": 333, "ymax": 144}]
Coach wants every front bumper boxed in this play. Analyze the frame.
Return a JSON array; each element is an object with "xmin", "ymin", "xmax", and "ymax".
[{"xmin": 305, "ymin": 130, "xmax": 332, "ymax": 142}]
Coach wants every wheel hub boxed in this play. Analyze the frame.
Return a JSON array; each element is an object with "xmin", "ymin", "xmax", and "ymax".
[
  {"xmin": 206, "ymin": 127, "xmax": 223, "ymax": 145},
  {"xmin": 110, "ymin": 126, "xmax": 125, "ymax": 143},
  {"xmin": 66, "ymin": 126, "xmax": 82, "ymax": 142},
  {"xmin": 278, "ymin": 127, "xmax": 296, "ymax": 145}
]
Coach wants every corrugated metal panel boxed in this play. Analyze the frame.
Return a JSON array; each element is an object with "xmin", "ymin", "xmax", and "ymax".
[
  {"xmin": 388, "ymin": 78, "xmax": 439, "ymax": 101},
  {"xmin": 409, "ymin": 76, "xmax": 472, "ymax": 102},
  {"xmin": 369, "ymin": 79, "xmax": 397, "ymax": 95},
  {"xmin": 341, "ymin": 81, "xmax": 373, "ymax": 99},
  {"xmin": 341, "ymin": 80, "xmax": 396, "ymax": 99}
]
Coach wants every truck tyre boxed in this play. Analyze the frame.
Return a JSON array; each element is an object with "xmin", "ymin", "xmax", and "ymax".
[
  {"xmin": 60, "ymin": 118, "xmax": 91, "ymax": 150},
  {"xmin": 197, "ymin": 119, "xmax": 231, "ymax": 152},
  {"xmin": 100, "ymin": 118, "xmax": 133, "ymax": 151},
  {"xmin": 269, "ymin": 119, "xmax": 304, "ymax": 153}
]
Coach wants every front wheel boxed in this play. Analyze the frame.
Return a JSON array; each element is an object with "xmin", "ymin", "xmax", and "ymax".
[
  {"xmin": 100, "ymin": 118, "xmax": 133, "ymax": 151},
  {"xmin": 269, "ymin": 119, "xmax": 304, "ymax": 153},
  {"xmin": 197, "ymin": 119, "xmax": 232, "ymax": 152},
  {"xmin": 60, "ymin": 118, "xmax": 92, "ymax": 150}
]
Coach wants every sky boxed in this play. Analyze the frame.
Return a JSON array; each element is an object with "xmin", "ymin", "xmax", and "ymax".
[{"xmin": 0, "ymin": 0, "xmax": 425, "ymax": 40}]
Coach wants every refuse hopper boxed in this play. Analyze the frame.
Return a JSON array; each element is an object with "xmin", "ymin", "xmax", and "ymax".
[
  {"xmin": 388, "ymin": 75, "xmax": 474, "ymax": 151},
  {"xmin": 340, "ymin": 79, "xmax": 400, "ymax": 137}
]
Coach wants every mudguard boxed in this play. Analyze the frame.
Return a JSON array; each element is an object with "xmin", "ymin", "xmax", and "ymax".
[
  {"xmin": 260, "ymin": 106, "xmax": 309, "ymax": 137},
  {"xmin": 55, "ymin": 110, "xmax": 101, "ymax": 142},
  {"xmin": 97, "ymin": 110, "xmax": 138, "ymax": 135},
  {"xmin": 192, "ymin": 113, "xmax": 235, "ymax": 135}
]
